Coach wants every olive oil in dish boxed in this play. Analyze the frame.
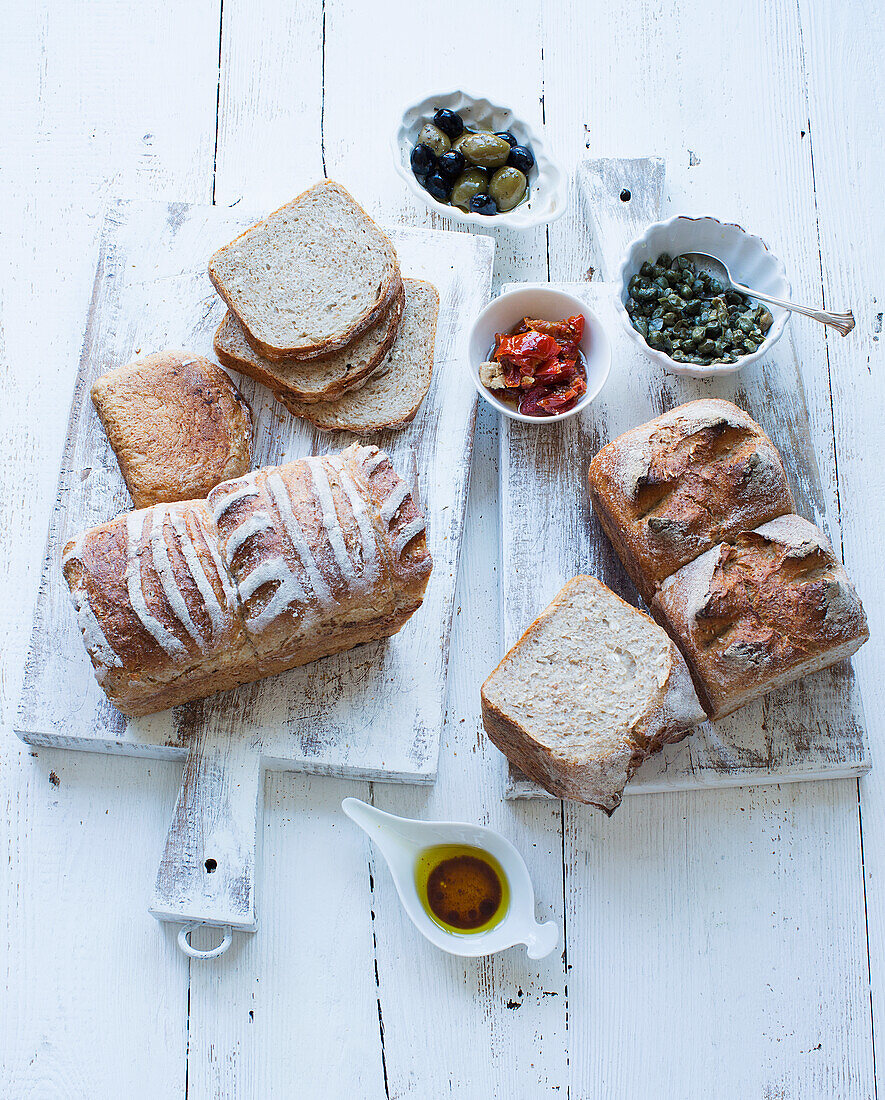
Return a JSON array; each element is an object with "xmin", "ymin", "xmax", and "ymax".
[{"xmin": 415, "ymin": 844, "xmax": 509, "ymax": 933}]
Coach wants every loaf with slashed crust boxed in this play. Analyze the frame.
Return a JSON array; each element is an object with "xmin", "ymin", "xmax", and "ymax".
[
  {"xmin": 213, "ymin": 280, "xmax": 405, "ymax": 404},
  {"xmin": 62, "ymin": 444, "xmax": 432, "ymax": 716},
  {"xmin": 208, "ymin": 181, "xmax": 401, "ymax": 362},
  {"xmin": 651, "ymin": 515, "xmax": 869, "ymax": 719},
  {"xmin": 588, "ymin": 399, "xmax": 794, "ymax": 605},
  {"xmin": 481, "ymin": 575, "xmax": 706, "ymax": 814}
]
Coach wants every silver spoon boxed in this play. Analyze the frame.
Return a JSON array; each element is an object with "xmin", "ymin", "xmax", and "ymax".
[{"xmin": 684, "ymin": 251, "xmax": 855, "ymax": 336}]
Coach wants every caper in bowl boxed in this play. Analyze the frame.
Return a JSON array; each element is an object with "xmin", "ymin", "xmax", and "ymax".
[{"xmin": 617, "ymin": 215, "xmax": 791, "ymax": 377}]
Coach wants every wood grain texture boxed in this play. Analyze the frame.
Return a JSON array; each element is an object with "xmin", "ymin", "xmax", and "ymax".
[
  {"xmin": 3, "ymin": 0, "xmax": 883, "ymax": 1096},
  {"xmin": 15, "ymin": 199, "xmax": 494, "ymax": 784}
]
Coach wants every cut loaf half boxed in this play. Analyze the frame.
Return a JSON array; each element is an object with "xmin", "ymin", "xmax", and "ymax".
[
  {"xmin": 214, "ymin": 280, "xmax": 405, "ymax": 404},
  {"xmin": 276, "ymin": 280, "xmax": 439, "ymax": 433},
  {"xmin": 208, "ymin": 180, "xmax": 401, "ymax": 362},
  {"xmin": 481, "ymin": 574, "xmax": 706, "ymax": 813}
]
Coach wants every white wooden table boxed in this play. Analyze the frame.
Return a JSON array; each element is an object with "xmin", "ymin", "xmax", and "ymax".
[{"xmin": 2, "ymin": 2, "xmax": 882, "ymax": 1096}]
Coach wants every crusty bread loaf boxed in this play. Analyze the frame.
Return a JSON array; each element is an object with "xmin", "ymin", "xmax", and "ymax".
[
  {"xmin": 275, "ymin": 280, "xmax": 439, "ymax": 433},
  {"xmin": 62, "ymin": 444, "xmax": 432, "ymax": 716},
  {"xmin": 91, "ymin": 351, "xmax": 253, "ymax": 508},
  {"xmin": 481, "ymin": 575, "xmax": 706, "ymax": 813},
  {"xmin": 651, "ymin": 515, "xmax": 869, "ymax": 719},
  {"xmin": 213, "ymin": 280, "xmax": 405, "ymax": 404},
  {"xmin": 588, "ymin": 399, "xmax": 793, "ymax": 605},
  {"xmin": 208, "ymin": 181, "xmax": 401, "ymax": 362}
]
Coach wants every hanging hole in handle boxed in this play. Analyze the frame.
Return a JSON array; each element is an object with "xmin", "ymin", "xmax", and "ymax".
[
  {"xmin": 204, "ymin": 858, "xmax": 217, "ymax": 873},
  {"xmin": 177, "ymin": 922, "xmax": 232, "ymax": 960},
  {"xmin": 620, "ymin": 189, "xmax": 632, "ymax": 202}
]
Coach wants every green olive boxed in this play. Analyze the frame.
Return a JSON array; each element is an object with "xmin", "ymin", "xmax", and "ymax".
[
  {"xmin": 488, "ymin": 167, "xmax": 527, "ymax": 212},
  {"xmin": 418, "ymin": 123, "xmax": 451, "ymax": 157},
  {"xmin": 458, "ymin": 132, "xmax": 511, "ymax": 169},
  {"xmin": 450, "ymin": 168, "xmax": 490, "ymax": 211}
]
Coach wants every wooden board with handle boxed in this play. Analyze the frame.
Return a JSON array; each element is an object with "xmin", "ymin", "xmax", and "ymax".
[
  {"xmin": 500, "ymin": 158, "xmax": 870, "ymax": 799},
  {"xmin": 14, "ymin": 198, "xmax": 494, "ymax": 933}
]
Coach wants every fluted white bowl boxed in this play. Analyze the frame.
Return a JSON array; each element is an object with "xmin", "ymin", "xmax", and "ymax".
[
  {"xmin": 617, "ymin": 215, "xmax": 791, "ymax": 377},
  {"xmin": 392, "ymin": 91, "xmax": 566, "ymax": 230},
  {"xmin": 467, "ymin": 286, "xmax": 611, "ymax": 424}
]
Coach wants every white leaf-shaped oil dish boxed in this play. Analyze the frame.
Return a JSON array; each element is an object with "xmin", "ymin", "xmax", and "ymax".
[{"xmin": 342, "ymin": 798, "xmax": 559, "ymax": 959}]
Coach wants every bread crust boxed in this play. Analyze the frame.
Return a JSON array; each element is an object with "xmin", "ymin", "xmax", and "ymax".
[
  {"xmin": 275, "ymin": 280, "xmax": 439, "ymax": 434},
  {"xmin": 480, "ymin": 575, "xmax": 706, "ymax": 813},
  {"xmin": 90, "ymin": 351, "xmax": 253, "ymax": 509},
  {"xmin": 588, "ymin": 399, "xmax": 794, "ymax": 605},
  {"xmin": 214, "ymin": 279, "xmax": 405, "ymax": 404},
  {"xmin": 208, "ymin": 180, "xmax": 401, "ymax": 362},
  {"xmin": 62, "ymin": 444, "xmax": 432, "ymax": 716},
  {"xmin": 651, "ymin": 515, "xmax": 870, "ymax": 719}
]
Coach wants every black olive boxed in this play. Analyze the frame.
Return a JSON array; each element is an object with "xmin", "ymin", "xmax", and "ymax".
[
  {"xmin": 507, "ymin": 145, "xmax": 535, "ymax": 173},
  {"xmin": 436, "ymin": 150, "xmax": 466, "ymax": 179},
  {"xmin": 432, "ymin": 108, "xmax": 464, "ymax": 139},
  {"xmin": 410, "ymin": 143, "xmax": 436, "ymax": 179},
  {"xmin": 496, "ymin": 131, "xmax": 518, "ymax": 147},
  {"xmin": 469, "ymin": 193, "xmax": 497, "ymax": 216},
  {"xmin": 423, "ymin": 172, "xmax": 452, "ymax": 202}
]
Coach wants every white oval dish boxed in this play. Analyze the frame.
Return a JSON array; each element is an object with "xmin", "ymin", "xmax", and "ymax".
[
  {"xmin": 467, "ymin": 286, "xmax": 611, "ymax": 424},
  {"xmin": 392, "ymin": 90, "xmax": 566, "ymax": 230},
  {"xmin": 342, "ymin": 798, "xmax": 559, "ymax": 959},
  {"xmin": 617, "ymin": 215, "xmax": 791, "ymax": 378}
]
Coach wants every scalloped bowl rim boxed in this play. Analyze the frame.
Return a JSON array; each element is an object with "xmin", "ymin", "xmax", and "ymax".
[
  {"xmin": 392, "ymin": 90, "xmax": 567, "ymax": 230},
  {"xmin": 616, "ymin": 215, "xmax": 792, "ymax": 377},
  {"xmin": 467, "ymin": 286, "xmax": 612, "ymax": 425}
]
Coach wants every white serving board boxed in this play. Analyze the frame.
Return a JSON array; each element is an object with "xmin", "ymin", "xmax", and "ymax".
[
  {"xmin": 16, "ymin": 199, "xmax": 495, "ymax": 785},
  {"xmin": 502, "ymin": 158, "xmax": 870, "ymax": 799}
]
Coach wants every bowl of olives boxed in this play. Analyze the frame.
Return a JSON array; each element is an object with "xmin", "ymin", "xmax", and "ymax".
[
  {"xmin": 393, "ymin": 91, "xmax": 566, "ymax": 229},
  {"xmin": 618, "ymin": 216, "xmax": 791, "ymax": 377}
]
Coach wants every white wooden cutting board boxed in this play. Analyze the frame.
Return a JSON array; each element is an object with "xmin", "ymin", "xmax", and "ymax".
[
  {"xmin": 16, "ymin": 199, "xmax": 495, "ymax": 785},
  {"xmin": 502, "ymin": 158, "xmax": 870, "ymax": 799}
]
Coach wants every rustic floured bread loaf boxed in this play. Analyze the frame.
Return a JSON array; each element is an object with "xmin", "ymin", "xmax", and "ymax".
[
  {"xmin": 62, "ymin": 444, "xmax": 432, "ymax": 716},
  {"xmin": 651, "ymin": 515, "xmax": 869, "ymax": 720},
  {"xmin": 208, "ymin": 181, "xmax": 401, "ymax": 362},
  {"xmin": 588, "ymin": 399, "xmax": 793, "ymax": 605},
  {"xmin": 91, "ymin": 351, "xmax": 253, "ymax": 508},
  {"xmin": 481, "ymin": 575, "xmax": 706, "ymax": 813},
  {"xmin": 275, "ymin": 280, "xmax": 439, "ymax": 433},
  {"xmin": 213, "ymin": 280, "xmax": 405, "ymax": 404}
]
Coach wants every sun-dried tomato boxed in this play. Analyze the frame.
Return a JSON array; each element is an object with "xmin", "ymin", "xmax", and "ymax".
[
  {"xmin": 521, "ymin": 315, "xmax": 585, "ymax": 352},
  {"xmin": 494, "ymin": 330, "xmax": 561, "ymax": 370},
  {"xmin": 488, "ymin": 313, "xmax": 589, "ymax": 417}
]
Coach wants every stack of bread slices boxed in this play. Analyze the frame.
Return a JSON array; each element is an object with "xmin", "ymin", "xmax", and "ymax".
[{"xmin": 210, "ymin": 180, "xmax": 439, "ymax": 433}]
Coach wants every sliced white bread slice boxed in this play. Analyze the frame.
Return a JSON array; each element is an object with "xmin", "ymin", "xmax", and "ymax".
[
  {"xmin": 276, "ymin": 280, "xmax": 439, "ymax": 433},
  {"xmin": 208, "ymin": 180, "xmax": 401, "ymax": 362},
  {"xmin": 213, "ymin": 280, "xmax": 405, "ymax": 404},
  {"xmin": 481, "ymin": 575, "xmax": 706, "ymax": 814}
]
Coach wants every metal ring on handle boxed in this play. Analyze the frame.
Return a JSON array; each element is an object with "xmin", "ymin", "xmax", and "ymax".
[{"xmin": 177, "ymin": 922, "xmax": 233, "ymax": 959}]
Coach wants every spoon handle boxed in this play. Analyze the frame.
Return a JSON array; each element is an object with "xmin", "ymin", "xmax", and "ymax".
[{"xmin": 732, "ymin": 283, "xmax": 856, "ymax": 336}]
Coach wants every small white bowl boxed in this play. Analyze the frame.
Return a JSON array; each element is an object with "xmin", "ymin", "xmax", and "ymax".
[
  {"xmin": 467, "ymin": 286, "xmax": 611, "ymax": 424},
  {"xmin": 392, "ymin": 90, "xmax": 566, "ymax": 230},
  {"xmin": 617, "ymin": 215, "xmax": 791, "ymax": 377},
  {"xmin": 342, "ymin": 798, "xmax": 559, "ymax": 959}
]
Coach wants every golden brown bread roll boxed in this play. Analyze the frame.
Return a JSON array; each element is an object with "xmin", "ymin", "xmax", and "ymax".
[{"xmin": 90, "ymin": 350, "xmax": 253, "ymax": 508}]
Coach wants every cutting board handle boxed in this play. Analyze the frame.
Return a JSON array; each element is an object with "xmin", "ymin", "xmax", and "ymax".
[{"xmin": 150, "ymin": 707, "xmax": 262, "ymax": 939}]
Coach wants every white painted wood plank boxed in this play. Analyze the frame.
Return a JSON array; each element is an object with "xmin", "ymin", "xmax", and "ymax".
[
  {"xmin": 184, "ymin": 7, "xmax": 389, "ymax": 1096},
  {"xmin": 0, "ymin": 0, "xmax": 221, "ymax": 1095},
  {"xmin": 319, "ymin": 0, "xmax": 572, "ymax": 1094},
  {"xmin": 539, "ymin": 2, "xmax": 875, "ymax": 1095},
  {"xmin": 16, "ymin": 200, "xmax": 494, "ymax": 785},
  {"xmin": 794, "ymin": 1, "xmax": 885, "ymax": 1091}
]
